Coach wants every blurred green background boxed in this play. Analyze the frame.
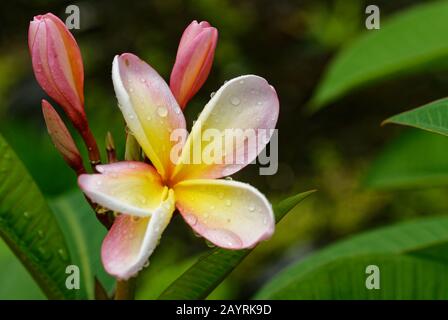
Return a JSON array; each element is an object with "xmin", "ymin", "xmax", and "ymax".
[{"xmin": 2, "ymin": 0, "xmax": 448, "ymax": 299}]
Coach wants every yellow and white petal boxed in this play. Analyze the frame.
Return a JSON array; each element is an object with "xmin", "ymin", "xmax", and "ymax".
[
  {"xmin": 101, "ymin": 189, "xmax": 175, "ymax": 279},
  {"xmin": 78, "ymin": 161, "xmax": 165, "ymax": 217},
  {"xmin": 170, "ymin": 75, "xmax": 279, "ymax": 183},
  {"xmin": 112, "ymin": 53, "xmax": 186, "ymax": 179},
  {"xmin": 173, "ymin": 179, "xmax": 274, "ymax": 249}
]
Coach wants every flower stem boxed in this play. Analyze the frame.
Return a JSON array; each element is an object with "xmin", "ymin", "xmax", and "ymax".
[
  {"xmin": 79, "ymin": 126, "xmax": 101, "ymax": 171},
  {"xmin": 115, "ymin": 278, "xmax": 136, "ymax": 300}
]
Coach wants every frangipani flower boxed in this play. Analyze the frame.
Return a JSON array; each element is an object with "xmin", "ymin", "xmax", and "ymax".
[{"xmin": 78, "ymin": 53, "xmax": 279, "ymax": 279}]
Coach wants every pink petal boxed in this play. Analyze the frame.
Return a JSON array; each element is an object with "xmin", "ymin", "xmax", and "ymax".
[
  {"xmin": 170, "ymin": 75, "xmax": 279, "ymax": 183},
  {"xmin": 173, "ymin": 179, "xmax": 275, "ymax": 249},
  {"xmin": 112, "ymin": 53, "xmax": 186, "ymax": 180},
  {"xmin": 102, "ymin": 190, "xmax": 175, "ymax": 279},
  {"xmin": 78, "ymin": 161, "xmax": 165, "ymax": 217}
]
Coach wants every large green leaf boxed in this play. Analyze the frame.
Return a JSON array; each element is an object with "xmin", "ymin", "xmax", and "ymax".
[
  {"xmin": 0, "ymin": 133, "xmax": 74, "ymax": 299},
  {"xmin": 309, "ymin": 1, "xmax": 448, "ymax": 111},
  {"xmin": 158, "ymin": 190, "xmax": 316, "ymax": 300},
  {"xmin": 49, "ymin": 190, "xmax": 115, "ymax": 299},
  {"xmin": 0, "ymin": 239, "xmax": 45, "ymax": 299},
  {"xmin": 256, "ymin": 216, "xmax": 448, "ymax": 299},
  {"xmin": 384, "ymin": 97, "xmax": 448, "ymax": 137},
  {"xmin": 364, "ymin": 129, "xmax": 448, "ymax": 189}
]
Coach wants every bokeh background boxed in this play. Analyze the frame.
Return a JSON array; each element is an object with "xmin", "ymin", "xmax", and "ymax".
[{"xmin": 1, "ymin": 0, "xmax": 448, "ymax": 299}]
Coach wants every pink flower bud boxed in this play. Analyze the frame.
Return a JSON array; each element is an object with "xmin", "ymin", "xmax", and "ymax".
[
  {"xmin": 170, "ymin": 20, "xmax": 218, "ymax": 109},
  {"xmin": 29, "ymin": 13, "xmax": 86, "ymax": 130},
  {"xmin": 42, "ymin": 99, "xmax": 85, "ymax": 175}
]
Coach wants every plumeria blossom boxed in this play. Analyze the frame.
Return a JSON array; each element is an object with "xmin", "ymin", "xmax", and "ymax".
[{"xmin": 78, "ymin": 53, "xmax": 279, "ymax": 280}]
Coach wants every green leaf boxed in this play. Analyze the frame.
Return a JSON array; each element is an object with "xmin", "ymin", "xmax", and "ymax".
[
  {"xmin": 384, "ymin": 97, "xmax": 448, "ymax": 137},
  {"xmin": 309, "ymin": 1, "xmax": 448, "ymax": 111},
  {"xmin": 49, "ymin": 190, "xmax": 115, "ymax": 299},
  {"xmin": 255, "ymin": 216, "xmax": 448, "ymax": 299},
  {"xmin": 0, "ymin": 239, "xmax": 45, "ymax": 299},
  {"xmin": 364, "ymin": 129, "xmax": 448, "ymax": 189},
  {"xmin": 158, "ymin": 190, "xmax": 316, "ymax": 300},
  {"xmin": 0, "ymin": 133, "xmax": 74, "ymax": 299}
]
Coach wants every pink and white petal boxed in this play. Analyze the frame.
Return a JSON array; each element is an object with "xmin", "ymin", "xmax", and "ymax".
[
  {"xmin": 101, "ymin": 189, "xmax": 175, "ymax": 279},
  {"xmin": 112, "ymin": 53, "xmax": 186, "ymax": 180},
  {"xmin": 173, "ymin": 179, "xmax": 275, "ymax": 249},
  {"xmin": 78, "ymin": 161, "xmax": 165, "ymax": 217},
  {"xmin": 170, "ymin": 75, "xmax": 279, "ymax": 183}
]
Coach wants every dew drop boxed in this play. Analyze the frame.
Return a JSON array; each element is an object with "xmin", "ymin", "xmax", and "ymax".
[
  {"xmin": 257, "ymin": 101, "xmax": 263, "ymax": 106},
  {"xmin": 157, "ymin": 106, "xmax": 168, "ymax": 117},
  {"xmin": 249, "ymin": 204, "xmax": 255, "ymax": 212},
  {"xmin": 140, "ymin": 77, "xmax": 146, "ymax": 83},
  {"xmin": 225, "ymin": 199, "xmax": 232, "ymax": 207},
  {"xmin": 239, "ymin": 79, "xmax": 245, "ymax": 84},
  {"xmin": 186, "ymin": 214, "xmax": 198, "ymax": 226},
  {"xmin": 146, "ymin": 115, "xmax": 152, "ymax": 121},
  {"xmin": 225, "ymin": 177, "xmax": 233, "ymax": 181},
  {"xmin": 218, "ymin": 192, "xmax": 224, "ymax": 200},
  {"xmin": 58, "ymin": 248, "xmax": 68, "ymax": 262},
  {"xmin": 206, "ymin": 240, "xmax": 216, "ymax": 248},
  {"xmin": 23, "ymin": 211, "xmax": 30, "ymax": 219},
  {"xmin": 210, "ymin": 205, "xmax": 215, "ymax": 210},
  {"xmin": 230, "ymin": 97, "xmax": 240, "ymax": 106},
  {"xmin": 143, "ymin": 260, "xmax": 150, "ymax": 268},
  {"xmin": 210, "ymin": 91, "xmax": 216, "ymax": 98}
]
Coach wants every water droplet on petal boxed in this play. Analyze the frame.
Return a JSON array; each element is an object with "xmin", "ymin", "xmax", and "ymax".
[
  {"xmin": 239, "ymin": 79, "xmax": 245, "ymax": 84},
  {"xmin": 249, "ymin": 204, "xmax": 255, "ymax": 212},
  {"xmin": 146, "ymin": 115, "xmax": 152, "ymax": 121},
  {"xmin": 257, "ymin": 101, "xmax": 263, "ymax": 106},
  {"xmin": 225, "ymin": 199, "xmax": 232, "ymax": 207},
  {"xmin": 210, "ymin": 91, "xmax": 216, "ymax": 98},
  {"xmin": 230, "ymin": 97, "xmax": 240, "ymax": 106},
  {"xmin": 218, "ymin": 192, "xmax": 224, "ymax": 199},
  {"xmin": 157, "ymin": 106, "xmax": 168, "ymax": 117},
  {"xmin": 225, "ymin": 177, "xmax": 233, "ymax": 181},
  {"xmin": 185, "ymin": 214, "xmax": 198, "ymax": 226},
  {"xmin": 143, "ymin": 260, "xmax": 150, "ymax": 268}
]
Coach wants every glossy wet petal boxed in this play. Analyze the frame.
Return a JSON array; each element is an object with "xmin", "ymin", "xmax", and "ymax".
[
  {"xmin": 78, "ymin": 161, "xmax": 165, "ymax": 217},
  {"xmin": 101, "ymin": 189, "xmax": 175, "ymax": 279},
  {"xmin": 112, "ymin": 53, "xmax": 186, "ymax": 179},
  {"xmin": 170, "ymin": 75, "xmax": 279, "ymax": 183},
  {"xmin": 173, "ymin": 179, "xmax": 275, "ymax": 249}
]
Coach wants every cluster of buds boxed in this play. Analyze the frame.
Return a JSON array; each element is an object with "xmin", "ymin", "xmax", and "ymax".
[{"xmin": 29, "ymin": 13, "xmax": 100, "ymax": 171}]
